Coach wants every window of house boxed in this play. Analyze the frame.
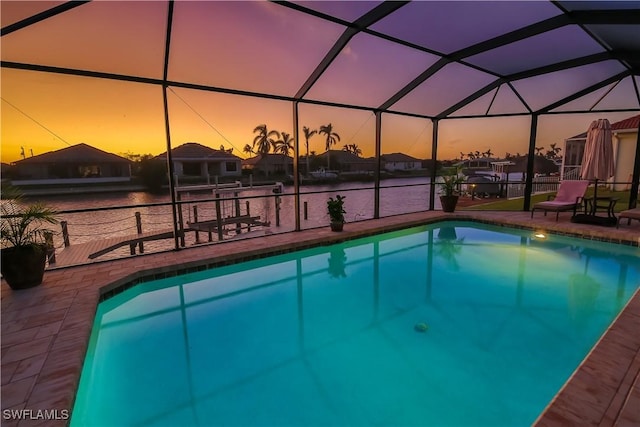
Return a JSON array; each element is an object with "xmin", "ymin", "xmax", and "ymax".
[
  {"xmin": 78, "ymin": 165, "xmax": 101, "ymax": 177},
  {"xmin": 183, "ymin": 162, "xmax": 201, "ymax": 176},
  {"xmin": 226, "ymin": 162, "xmax": 238, "ymax": 172},
  {"xmin": 565, "ymin": 141, "xmax": 585, "ymax": 166},
  {"xmin": 48, "ymin": 164, "xmax": 69, "ymax": 178},
  {"xmin": 110, "ymin": 164, "xmax": 124, "ymax": 177}
]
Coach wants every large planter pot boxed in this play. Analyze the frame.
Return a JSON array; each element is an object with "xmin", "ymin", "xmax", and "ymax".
[
  {"xmin": 440, "ymin": 195, "xmax": 459, "ymax": 213},
  {"xmin": 1, "ymin": 244, "xmax": 48, "ymax": 290},
  {"xmin": 330, "ymin": 221, "xmax": 344, "ymax": 232}
]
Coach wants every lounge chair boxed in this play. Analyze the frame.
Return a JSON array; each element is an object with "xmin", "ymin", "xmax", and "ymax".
[
  {"xmin": 531, "ymin": 180, "xmax": 590, "ymax": 221},
  {"xmin": 617, "ymin": 208, "xmax": 640, "ymax": 228}
]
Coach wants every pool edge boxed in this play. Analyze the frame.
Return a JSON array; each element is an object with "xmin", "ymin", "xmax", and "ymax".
[
  {"xmin": 532, "ymin": 287, "xmax": 640, "ymax": 426},
  {"xmin": 1, "ymin": 210, "xmax": 638, "ymax": 426}
]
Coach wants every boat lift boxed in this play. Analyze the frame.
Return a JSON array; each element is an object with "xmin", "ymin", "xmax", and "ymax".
[{"xmin": 175, "ymin": 180, "xmax": 282, "ymax": 243}]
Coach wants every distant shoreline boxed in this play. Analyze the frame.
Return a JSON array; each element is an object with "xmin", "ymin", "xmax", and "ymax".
[
  {"xmin": 10, "ymin": 173, "xmax": 433, "ymax": 197},
  {"xmin": 16, "ymin": 184, "xmax": 147, "ymax": 198}
]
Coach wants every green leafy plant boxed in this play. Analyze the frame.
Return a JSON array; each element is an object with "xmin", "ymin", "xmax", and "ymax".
[
  {"xmin": 438, "ymin": 168, "xmax": 466, "ymax": 196},
  {"xmin": 327, "ymin": 195, "xmax": 346, "ymax": 224},
  {"xmin": 1, "ymin": 187, "xmax": 58, "ymax": 248}
]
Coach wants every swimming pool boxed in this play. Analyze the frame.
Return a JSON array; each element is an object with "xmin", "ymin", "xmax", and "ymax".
[{"xmin": 71, "ymin": 221, "xmax": 640, "ymax": 426}]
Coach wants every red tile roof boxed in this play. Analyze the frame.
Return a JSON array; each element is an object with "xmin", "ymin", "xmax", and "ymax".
[
  {"xmin": 567, "ymin": 114, "xmax": 640, "ymax": 140},
  {"xmin": 611, "ymin": 114, "xmax": 640, "ymax": 131}
]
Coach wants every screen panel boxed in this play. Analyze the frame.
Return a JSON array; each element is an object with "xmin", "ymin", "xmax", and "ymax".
[
  {"xmin": 168, "ymin": 1, "xmax": 343, "ymax": 96},
  {"xmin": 1, "ymin": 1, "xmax": 167, "ymax": 79}
]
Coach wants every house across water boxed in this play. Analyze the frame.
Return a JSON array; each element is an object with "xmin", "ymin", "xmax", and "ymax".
[
  {"xmin": 10, "ymin": 143, "xmax": 133, "ymax": 191},
  {"xmin": 155, "ymin": 142, "xmax": 242, "ymax": 184}
]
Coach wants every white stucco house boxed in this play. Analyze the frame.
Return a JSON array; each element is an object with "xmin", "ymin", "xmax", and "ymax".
[{"xmin": 155, "ymin": 142, "xmax": 242, "ymax": 180}]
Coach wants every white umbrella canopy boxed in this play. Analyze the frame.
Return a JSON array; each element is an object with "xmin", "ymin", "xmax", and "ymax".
[{"xmin": 580, "ymin": 119, "xmax": 614, "ymax": 182}]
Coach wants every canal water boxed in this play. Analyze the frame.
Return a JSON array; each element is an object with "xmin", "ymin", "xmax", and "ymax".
[{"xmin": 31, "ymin": 177, "xmax": 435, "ymax": 262}]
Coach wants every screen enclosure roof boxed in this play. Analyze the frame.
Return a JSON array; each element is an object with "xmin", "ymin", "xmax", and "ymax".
[{"xmin": 1, "ymin": 0, "xmax": 640, "ymax": 119}]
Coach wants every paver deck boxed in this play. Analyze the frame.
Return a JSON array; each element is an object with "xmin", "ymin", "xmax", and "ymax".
[{"xmin": 1, "ymin": 210, "xmax": 639, "ymax": 426}]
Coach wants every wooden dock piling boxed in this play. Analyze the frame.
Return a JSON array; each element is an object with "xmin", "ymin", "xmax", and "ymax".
[
  {"xmin": 193, "ymin": 206, "xmax": 200, "ymax": 243},
  {"xmin": 215, "ymin": 193, "xmax": 223, "ymax": 241},
  {"xmin": 246, "ymin": 201, "xmax": 251, "ymax": 231},
  {"xmin": 234, "ymin": 192, "xmax": 241, "ymax": 234},
  {"xmin": 61, "ymin": 221, "xmax": 70, "ymax": 247},
  {"xmin": 135, "ymin": 212, "xmax": 143, "ymax": 254}
]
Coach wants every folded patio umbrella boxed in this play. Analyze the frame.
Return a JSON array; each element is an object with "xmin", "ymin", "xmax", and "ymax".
[{"xmin": 580, "ymin": 118, "xmax": 614, "ymax": 203}]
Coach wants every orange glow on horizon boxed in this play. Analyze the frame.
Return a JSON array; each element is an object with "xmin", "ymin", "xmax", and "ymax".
[
  {"xmin": 2, "ymin": 67, "xmax": 634, "ymax": 165},
  {"xmin": 1, "ymin": 0, "xmax": 635, "ymax": 165}
]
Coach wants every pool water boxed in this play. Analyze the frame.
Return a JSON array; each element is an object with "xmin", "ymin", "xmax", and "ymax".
[{"xmin": 71, "ymin": 221, "xmax": 640, "ymax": 426}]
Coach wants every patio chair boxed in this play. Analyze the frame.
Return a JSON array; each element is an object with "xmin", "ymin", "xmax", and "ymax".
[
  {"xmin": 531, "ymin": 180, "xmax": 590, "ymax": 221},
  {"xmin": 617, "ymin": 208, "xmax": 640, "ymax": 228}
]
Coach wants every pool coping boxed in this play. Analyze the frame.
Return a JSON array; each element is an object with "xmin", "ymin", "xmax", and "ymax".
[{"xmin": 1, "ymin": 210, "xmax": 639, "ymax": 426}]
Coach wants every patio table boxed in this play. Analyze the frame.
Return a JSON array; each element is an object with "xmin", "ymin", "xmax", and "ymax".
[
  {"xmin": 584, "ymin": 196, "xmax": 618, "ymax": 219},
  {"xmin": 571, "ymin": 196, "xmax": 618, "ymax": 227}
]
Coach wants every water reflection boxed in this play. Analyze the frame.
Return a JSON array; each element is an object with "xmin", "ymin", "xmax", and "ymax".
[
  {"xmin": 434, "ymin": 225, "xmax": 464, "ymax": 271},
  {"xmin": 327, "ymin": 248, "xmax": 347, "ymax": 278}
]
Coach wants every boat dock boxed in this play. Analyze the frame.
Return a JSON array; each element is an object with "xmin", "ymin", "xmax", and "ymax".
[
  {"xmin": 51, "ymin": 214, "xmax": 269, "ymax": 267},
  {"xmin": 51, "ymin": 229, "xmax": 179, "ymax": 266},
  {"xmin": 49, "ymin": 181, "xmax": 283, "ymax": 267}
]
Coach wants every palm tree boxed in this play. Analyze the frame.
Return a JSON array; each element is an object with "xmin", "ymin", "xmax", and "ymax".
[
  {"xmin": 273, "ymin": 132, "xmax": 294, "ymax": 156},
  {"xmin": 303, "ymin": 126, "xmax": 317, "ymax": 175},
  {"xmin": 548, "ymin": 142, "xmax": 562, "ymax": 159},
  {"xmin": 535, "ymin": 146, "xmax": 544, "ymax": 156},
  {"xmin": 243, "ymin": 144, "xmax": 255, "ymax": 156},
  {"xmin": 319, "ymin": 123, "xmax": 340, "ymax": 169},
  {"xmin": 252, "ymin": 124, "xmax": 280, "ymax": 155},
  {"xmin": 343, "ymin": 144, "xmax": 362, "ymax": 157},
  {"xmin": 483, "ymin": 149, "xmax": 493, "ymax": 158}
]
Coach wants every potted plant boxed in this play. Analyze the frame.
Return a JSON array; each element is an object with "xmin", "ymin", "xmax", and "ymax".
[
  {"xmin": 438, "ymin": 168, "xmax": 466, "ymax": 212},
  {"xmin": 1, "ymin": 187, "xmax": 58, "ymax": 290},
  {"xmin": 327, "ymin": 194, "xmax": 346, "ymax": 231}
]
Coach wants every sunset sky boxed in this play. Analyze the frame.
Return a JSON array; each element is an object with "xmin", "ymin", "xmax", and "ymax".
[{"xmin": 1, "ymin": 1, "xmax": 638, "ymax": 164}]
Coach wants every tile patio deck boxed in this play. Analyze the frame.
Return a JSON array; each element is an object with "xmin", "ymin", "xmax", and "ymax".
[{"xmin": 1, "ymin": 210, "xmax": 639, "ymax": 426}]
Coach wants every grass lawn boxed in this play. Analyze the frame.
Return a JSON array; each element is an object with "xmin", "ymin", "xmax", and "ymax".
[{"xmin": 461, "ymin": 187, "xmax": 634, "ymax": 212}]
